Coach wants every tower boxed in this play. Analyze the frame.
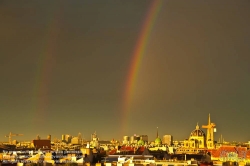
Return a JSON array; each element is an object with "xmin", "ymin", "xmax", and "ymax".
[
  {"xmin": 47, "ymin": 134, "xmax": 51, "ymax": 141},
  {"xmin": 202, "ymin": 114, "xmax": 216, "ymax": 149},
  {"xmin": 36, "ymin": 135, "xmax": 40, "ymax": 140}
]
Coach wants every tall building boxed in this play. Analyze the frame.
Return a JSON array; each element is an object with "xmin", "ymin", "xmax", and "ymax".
[
  {"xmin": 47, "ymin": 135, "xmax": 51, "ymax": 141},
  {"xmin": 78, "ymin": 132, "xmax": 82, "ymax": 140},
  {"xmin": 122, "ymin": 136, "xmax": 130, "ymax": 144},
  {"xmin": 78, "ymin": 132, "xmax": 82, "ymax": 144},
  {"xmin": 162, "ymin": 135, "xmax": 173, "ymax": 145},
  {"xmin": 62, "ymin": 134, "xmax": 65, "ymax": 141},
  {"xmin": 71, "ymin": 137, "xmax": 80, "ymax": 145},
  {"xmin": 36, "ymin": 135, "xmax": 40, "ymax": 140},
  {"xmin": 130, "ymin": 135, "xmax": 138, "ymax": 144},
  {"xmin": 140, "ymin": 135, "xmax": 148, "ymax": 143},
  {"xmin": 65, "ymin": 134, "xmax": 72, "ymax": 143},
  {"xmin": 90, "ymin": 131, "xmax": 99, "ymax": 148}
]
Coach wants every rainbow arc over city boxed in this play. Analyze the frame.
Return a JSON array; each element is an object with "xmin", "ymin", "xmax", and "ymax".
[
  {"xmin": 32, "ymin": 5, "xmax": 62, "ymax": 129},
  {"xmin": 121, "ymin": 0, "xmax": 163, "ymax": 135},
  {"xmin": 31, "ymin": 1, "xmax": 164, "ymax": 134}
]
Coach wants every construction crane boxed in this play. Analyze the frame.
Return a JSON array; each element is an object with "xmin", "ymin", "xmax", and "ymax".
[{"xmin": 5, "ymin": 132, "xmax": 23, "ymax": 144}]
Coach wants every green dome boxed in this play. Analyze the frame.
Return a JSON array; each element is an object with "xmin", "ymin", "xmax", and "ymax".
[
  {"xmin": 155, "ymin": 137, "xmax": 162, "ymax": 145},
  {"xmin": 137, "ymin": 139, "xmax": 145, "ymax": 145}
]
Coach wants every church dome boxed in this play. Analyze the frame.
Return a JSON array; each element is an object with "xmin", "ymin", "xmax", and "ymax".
[
  {"xmin": 190, "ymin": 124, "xmax": 205, "ymax": 137},
  {"xmin": 155, "ymin": 137, "xmax": 162, "ymax": 145},
  {"xmin": 137, "ymin": 139, "xmax": 145, "ymax": 145}
]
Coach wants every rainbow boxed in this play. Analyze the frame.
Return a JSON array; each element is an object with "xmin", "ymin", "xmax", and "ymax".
[
  {"xmin": 121, "ymin": 0, "xmax": 163, "ymax": 135},
  {"xmin": 32, "ymin": 5, "xmax": 62, "ymax": 130}
]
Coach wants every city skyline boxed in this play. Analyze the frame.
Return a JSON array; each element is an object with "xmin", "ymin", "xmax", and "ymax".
[
  {"xmin": 0, "ymin": 114, "xmax": 245, "ymax": 143},
  {"xmin": 1, "ymin": 0, "xmax": 250, "ymax": 142}
]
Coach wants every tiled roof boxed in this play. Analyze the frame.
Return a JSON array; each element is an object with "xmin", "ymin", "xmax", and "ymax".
[{"xmin": 210, "ymin": 146, "xmax": 248, "ymax": 158}]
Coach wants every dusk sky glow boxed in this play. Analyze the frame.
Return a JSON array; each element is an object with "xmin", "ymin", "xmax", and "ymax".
[{"xmin": 0, "ymin": 0, "xmax": 250, "ymax": 143}]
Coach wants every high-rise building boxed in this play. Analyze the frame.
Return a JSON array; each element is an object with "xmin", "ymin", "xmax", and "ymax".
[
  {"xmin": 78, "ymin": 132, "xmax": 82, "ymax": 144},
  {"xmin": 162, "ymin": 135, "xmax": 173, "ymax": 145},
  {"xmin": 71, "ymin": 137, "xmax": 80, "ymax": 145},
  {"xmin": 36, "ymin": 135, "xmax": 40, "ymax": 140},
  {"xmin": 140, "ymin": 135, "xmax": 148, "ymax": 143},
  {"xmin": 130, "ymin": 135, "xmax": 137, "ymax": 144},
  {"xmin": 62, "ymin": 134, "xmax": 65, "ymax": 141},
  {"xmin": 78, "ymin": 132, "xmax": 82, "ymax": 140},
  {"xmin": 123, "ymin": 136, "xmax": 130, "ymax": 144},
  {"xmin": 65, "ymin": 134, "xmax": 72, "ymax": 143},
  {"xmin": 47, "ymin": 135, "xmax": 51, "ymax": 141},
  {"xmin": 90, "ymin": 132, "xmax": 99, "ymax": 148}
]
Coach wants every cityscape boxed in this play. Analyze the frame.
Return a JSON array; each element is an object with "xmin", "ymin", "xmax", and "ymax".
[
  {"xmin": 1, "ymin": 114, "xmax": 250, "ymax": 165},
  {"xmin": 1, "ymin": 115, "xmax": 250, "ymax": 148},
  {"xmin": 1, "ymin": 0, "xmax": 250, "ymax": 166}
]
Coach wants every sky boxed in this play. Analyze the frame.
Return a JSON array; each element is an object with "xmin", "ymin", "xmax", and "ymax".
[{"xmin": 0, "ymin": 0, "xmax": 250, "ymax": 143}]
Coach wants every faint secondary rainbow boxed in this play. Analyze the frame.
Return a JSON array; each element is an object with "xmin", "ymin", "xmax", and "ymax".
[
  {"xmin": 32, "ymin": 4, "xmax": 62, "ymax": 130},
  {"xmin": 121, "ymin": 0, "xmax": 163, "ymax": 135}
]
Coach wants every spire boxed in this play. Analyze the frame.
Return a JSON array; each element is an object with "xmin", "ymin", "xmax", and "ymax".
[
  {"xmin": 196, "ymin": 122, "xmax": 199, "ymax": 129},
  {"xmin": 156, "ymin": 127, "xmax": 158, "ymax": 138},
  {"xmin": 208, "ymin": 113, "xmax": 211, "ymax": 125}
]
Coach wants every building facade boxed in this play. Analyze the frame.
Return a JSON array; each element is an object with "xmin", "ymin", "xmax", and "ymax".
[{"xmin": 162, "ymin": 135, "xmax": 173, "ymax": 145}]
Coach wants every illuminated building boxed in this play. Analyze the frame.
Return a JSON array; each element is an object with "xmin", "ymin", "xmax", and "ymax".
[
  {"xmin": 183, "ymin": 123, "xmax": 206, "ymax": 148},
  {"xmin": 176, "ymin": 114, "xmax": 217, "ymax": 154},
  {"xmin": 62, "ymin": 134, "xmax": 65, "ymax": 141},
  {"xmin": 90, "ymin": 131, "xmax": 99, "ymax": 148},
  {"xmin": 47, "ymin": 134, "xmax": 51, "ymax": 141},
  {"xmin": 65, "ymin": 134, "xmax": 72, "ymax": 143},
  {"xmin": 155, "ymin": 127, "xmax": 162, "ymax": 146},
  {"xmin": 71, "ymin": 137, "xmax": 80, "ymax": 145},
  {"xmin": 140, "ymin": 135, "xmax": 148, "ymax": 143},
  {"xmin": 130, "ymin": 135, "xmax": 138, "ymax": 144},
  {"xmin": 162, "ymin": 135, "xmax": 173, "ymax": 145},
  {"xmin": 123, "ymin": 136, "xmax": 130, "ymax": 144}
]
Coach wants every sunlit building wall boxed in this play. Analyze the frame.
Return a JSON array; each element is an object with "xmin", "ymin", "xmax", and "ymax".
[
  {"xmin": 65, "ymin": 134, "xmax": 72, "ymax": 143},
  {"xmin": 130, "ymin": 136, "xmax": 137, "ymax": 144},
  {"xmin": 162, "ymin": 135, "xmax": 173, "ymax": 145},
  {"xmin": 47, "ymin": 135, "xmax": 51, "ymax": 141},
  {"xmin": 140, "ymin": 135, "xmax": 148, "ymax": 143},
  {"xmin": 123, "ymin": 136, "xmax": 130, "ymax": 144},
  {"xmin": 71, "ymin": 137, "xmax": 80, "ymax": 145},
  {"xmin": 62, "ymin": 135, "xmax": 65, "ymax": 141}
]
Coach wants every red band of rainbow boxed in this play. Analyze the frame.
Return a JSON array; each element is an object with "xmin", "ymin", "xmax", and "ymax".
[{"xmin": 121, "ymin": 0, "xmax": 163, "ymax": 136}]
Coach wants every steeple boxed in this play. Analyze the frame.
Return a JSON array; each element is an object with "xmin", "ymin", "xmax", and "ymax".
[
  {"xmin": 196, "ymin": 122, "xmax": 199, "ymax": 129},
  {"xmin": 156, "ymin": 127, "xmax": 159, "ymax": 138},
  {"xmin": 208, "ymin": 113, "xmax": 211, "ymax": 125}
]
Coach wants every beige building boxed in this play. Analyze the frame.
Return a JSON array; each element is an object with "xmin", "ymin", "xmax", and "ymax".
[
  {"xmin": 122, "ymin": 136, "xmax": 130, "ymax": 144},
  {"xmin": 71, "ymin": 137, "xmax": 80, "ymax": 145},
  {"xmin": 183, "ymin": 124, "xmax": 206, "ymax": 148},
  {"xmin": 176, "ymin": 114, "xmax": 217, "ymax": 154},
  {"xmin": 162, "ymin": 135, "xmax": 173, "ymax": 145}
]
